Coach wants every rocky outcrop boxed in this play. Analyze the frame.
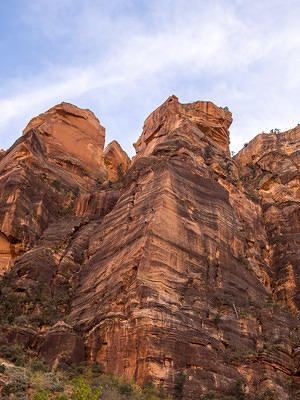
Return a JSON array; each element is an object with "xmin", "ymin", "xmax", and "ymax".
[
  {"xmin": 104, "ymin": 140, "xmax": 131, "ymax": 181},
  {"xmin": 0, "ymin": 103, "xmax": 113, "ymax": 270},
  {"xmin": 23, "ymin": 102, "xmax": 106, "ymax": 181},
  {"xmin": 69, "ymin": 97, "xmax": 300, "ymax": 398},
  {"xmin": 134, "ymin": 95, "xmax": 232, "ymax": 157},
  {"xmin": 0, "ymin": 97, "xmax": 299, "ymax": 399},
  {"xmin": 235, "ymin": 126, "xmax": 300, "ymax": 312},
  {"xmin": 39, "ymin": 321, "xmax": 85, "ymax": 368}
]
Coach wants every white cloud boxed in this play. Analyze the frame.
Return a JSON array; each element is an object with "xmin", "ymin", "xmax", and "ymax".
[{"xmin": 1, "ymin": 0, "xmax": 300, "ymax": 155}]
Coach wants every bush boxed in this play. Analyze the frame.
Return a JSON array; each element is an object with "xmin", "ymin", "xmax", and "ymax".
[
  {"xmin": 29, "ymin": 357, "xmax": 50, "ymax": 373},
  {"xmin": 0, "ymin": 363, "xmax": 5, "ymax": 373},
  {"xmin": 30, "ymin": 371, "xmax": 64, "ymax": 392},
  {"xmin": 90, "ymin": 361, "xmax": 104, "ymax": 375},
  {"xmin": 0, "ymin": 345, "xmax": 25, "ymax": 366},
  {"xmin": 71, "ymin": 376, "xmax": 102, "ymax": 400},
  {"xmin": 228, "ymin": 380, "xmax": 246, "ymax": 400},
  {"xmin": 2, "ymin": 368, "xmax": 29, "ymax": 397},
  {"xmin": 204, "ymin": 145, "xmax": 214, "ymax": 160},
  {"xmin": 174, "ymin": 371, "xmax": 186, "ymax": 400},
  {"xmin": 54, "ymin": 394, "xmax": 69, "ymax": 400},
  {"xmin": 33, "ymin": 388, "xmax": 51, "ymax": 400}
]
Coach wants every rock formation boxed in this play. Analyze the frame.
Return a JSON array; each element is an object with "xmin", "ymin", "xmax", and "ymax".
[
  {"xmin": 0, "ymin": 97, "xmax": 299, "ymax": 399},
  {"xmin": 104, "ymin": 140, "xmax": 131, "ymax": 181}
]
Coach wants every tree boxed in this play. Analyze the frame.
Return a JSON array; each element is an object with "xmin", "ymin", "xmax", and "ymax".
[{"xmin": 71, "ymin": 377, "xmax": 102, "ymax": 400}]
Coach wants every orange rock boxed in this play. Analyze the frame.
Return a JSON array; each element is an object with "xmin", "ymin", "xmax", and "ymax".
[
  {"xmin": 0, "ymin": 97, "xmax": 299, "ymax": 399},
  {"xmin": 0, "ymin": 102, "xmax": 111, "ymax": 270},
  {"xmin": 23, "ymin": 102, "xmax": 107, "ymax": 180},
  {"xmin": 134, "ymin": 95, "xmax": 232, "ymax": 157},
  {"xmin": 104, "ymin": 140, "xmax": 130, "ymax": 181},
  {"xmin": 235, "ymin": 125, "xmax": 300, "ymax": 312}
]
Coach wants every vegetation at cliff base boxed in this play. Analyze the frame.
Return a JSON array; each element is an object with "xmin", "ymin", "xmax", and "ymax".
[{"xmin": 0, "ymin": 351, "xmax": 171, "ymax": 400}]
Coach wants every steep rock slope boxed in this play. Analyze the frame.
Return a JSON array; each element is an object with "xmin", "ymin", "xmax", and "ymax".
[
  {"xmin": 235, "ymin": 127, "xmax": 300, "ymax": 315},
  {"xmin": 104, "ymin": 140, "xmax": 131, "ymax": 181},
  {"xmin": 70, "ymin": 97, "xmax": 300, "ymax": 399},
  {"xmin": 0, "ymin": 97, "xmax": 299, "ymax": 399},
  {"xmin": 0, "ymin": 103, "xmax": 128, "ymax": 368},
  {"xmin": 0, "ymin": 103, "xmax": 128, "ymax": 271}
]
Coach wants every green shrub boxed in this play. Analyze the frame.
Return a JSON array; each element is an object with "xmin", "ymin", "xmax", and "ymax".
[
  {"xmin": 2, "ymin": 368, "xmax": 29, "ymax": 397},
  {"xmin": 54, "ymin": 394, "xmax": 69, "ymax": 400},
  {"xmin": 117, "ymin": 164, "xmax": 124, "ymax": 179},
  {"xmin": 29, "ymin": 357, "xmax": 50, "ymax": 373},
  {"xmin": 174, "ymin": 371, "xmax": 186, "ymax": 400},
  {"xmin": 0, "ymin": 345, "xmax": 25, "ymax": 366},
  {"xmin": 30, "ymin": 371, "xmax": 64, "ymax": 392},
  {"xmin": 33, "ymin": 388, "xmax": 51, "ymax": 400},
  {"xmin": 214, "ymin": 313, "xmax": 221, "ymax": 327},
  {"xmin": 229, "ymin": 380, "xmax": 246, "ymax": 400},
  {"xmin": 71, "ymin": 376, "xmax": 102, "ymax": 400},
  {"xmin": 90, "ymin": 361, "xmax": 104, "ymax": 375},
  {"xmin": 142, "ymin": 381, "xmax": 168, "ymax": 399}
]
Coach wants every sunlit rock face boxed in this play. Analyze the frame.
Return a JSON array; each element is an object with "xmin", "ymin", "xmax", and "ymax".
[
  {"xmin": 134, "ymin": 95, "xmax": 232, "ymax": 158},
  {"xmin": 0, "ymin": 103, "xmax": 110, "ymax": 270},
  {"xmin": 0, "ymin": 97, "xmax": 300, "ymax": 399},
  {"xmin": 104, "ymin": 140, "xmax": 131, "ymax": 181},
  {"xmin": 23, "ymin": 102, "xmax": 106, "ymax": 180}
]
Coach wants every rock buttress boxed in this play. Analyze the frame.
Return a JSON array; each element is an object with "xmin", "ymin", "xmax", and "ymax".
[{"xmin": 71, "ymin": 97, "xmax": 300, "ymax": 399}]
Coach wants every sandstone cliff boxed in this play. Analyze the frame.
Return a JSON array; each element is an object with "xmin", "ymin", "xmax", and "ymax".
[{"xmin": 0, "ymin": 97, "xmax": 299, "ymax": 399}]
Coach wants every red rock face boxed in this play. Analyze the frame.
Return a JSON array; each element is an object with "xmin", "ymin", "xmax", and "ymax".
[
  {"xmin": 134, "ymin": 95, "xmax": 232, "ymax": 157},
  {"xmin": 104, "ymin": 140, "xmax": 131, "ymax": 181},
  {"xmin": 235, "ymin": 127, "xmax": 300, "ymax": 311},
  {"xmin": 70, "ymin": 98, "xmax": 299, "ymax": 398},
  {"xmin": 23, "ymin": 102, "xmax": 106, "ymax": 180},
  {"xmin": 0, "ymin": 98, "xmax": 300, "ymax": 399},
  {"xmin": 0, "ymin": 103, "xmax": 127, "ymax": 271}
]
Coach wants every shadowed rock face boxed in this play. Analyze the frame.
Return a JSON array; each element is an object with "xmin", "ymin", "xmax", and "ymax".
[
  {"xmin": 0, "ymin": 97, "xmax": 300, "ymax": 399},
  {"xmin": 104, "ymin": 140, "xmax": 131, "ymax": 181},
  {"xmin": 235, "ymin": 127, "xmax": 300, "ymax": 311}
]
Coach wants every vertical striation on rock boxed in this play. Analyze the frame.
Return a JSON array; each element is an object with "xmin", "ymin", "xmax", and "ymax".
[
  {"xmin": 0, "ymin": 103, "xmax": 111, "ymax": 270},
  {"xmin": 235, "ymin": 126, "xmax": 300, "ymax": 311},
  {"xmin": 69, "ymin": 97, "xmax": 300, "ymax": 398},
  {"xmin": 0, "ymin": 97, "xmax": 299, "ymax": 399}
]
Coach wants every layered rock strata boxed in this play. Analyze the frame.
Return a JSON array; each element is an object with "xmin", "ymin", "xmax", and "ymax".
[
  {"xmin": 0, "ymin": 97, "xmax": 299, "ymax": 399},
  {"xmin": 70, "ymin": 97, "xmax": 300, "ymax": 398},
  {"xmin": 0, "ymin": 103, "xmax": 128, "ymax": 271}
]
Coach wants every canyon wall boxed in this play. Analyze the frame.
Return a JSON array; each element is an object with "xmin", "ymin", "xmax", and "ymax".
[{"xmin": 0, "ymin": 97, "xmax": 299, "ymax": 399}]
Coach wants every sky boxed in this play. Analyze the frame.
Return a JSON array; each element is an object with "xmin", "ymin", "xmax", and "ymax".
[{"xmin": 0, "ymin": 0, "xmax": 300, "ymax": 157}]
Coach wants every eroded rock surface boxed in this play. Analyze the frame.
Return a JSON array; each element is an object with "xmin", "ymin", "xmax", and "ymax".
[
  {"xmin": 235, "ymin": 127, "xmax": 300, "ymax": 312},
  {"xmin": 23, "ymin": 102, "xmax": 106, "ymax": 180},
  {"xmin": 104, "ymin": 140, "xmax": 131, "ymax": 181},
  {"xmin": 0, "ymin": 97, "xmax": 299, "ymax": 399},
  {"xmin": 0, "ymin": 103, "xmax": 111, "ymax": 270}
]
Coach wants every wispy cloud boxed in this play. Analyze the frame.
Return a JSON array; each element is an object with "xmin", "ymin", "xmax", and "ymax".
[{"xmin": 1, "ymin": 0, "xmax": 300, "ymax": 155}]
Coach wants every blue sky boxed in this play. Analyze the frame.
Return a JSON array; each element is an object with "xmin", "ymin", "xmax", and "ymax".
[{"xmin": 1, "ymin": 0, "xmax": 300, "ymax": 157}]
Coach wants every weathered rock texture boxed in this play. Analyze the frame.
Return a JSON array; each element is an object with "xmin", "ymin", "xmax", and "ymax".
[
  {"xmin": 0, "ymin": 103, "xmax": 128, "ymax": 272},
  {"xmin": 104, "ymin": 140, "xmax": 131, "ymax": 181},
  {"xmin": 0, "ymin": 97, "xmax": 299, "ymax": 399},
  {"xmin": 23, "ymin": 102, "xmax": 106, "ymax": 179}
]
